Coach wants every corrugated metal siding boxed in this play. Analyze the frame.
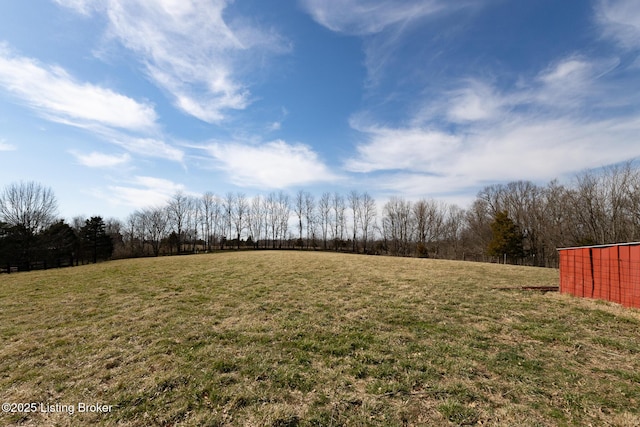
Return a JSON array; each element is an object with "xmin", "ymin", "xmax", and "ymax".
[{"xmin": 558, "ymin": 243, "xmax": 640, "ymax": 309}]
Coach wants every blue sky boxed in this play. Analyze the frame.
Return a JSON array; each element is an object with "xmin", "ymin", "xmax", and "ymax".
[{"xmin": 1, "ymin": 0, "xmax": 639, "ymax": 220}]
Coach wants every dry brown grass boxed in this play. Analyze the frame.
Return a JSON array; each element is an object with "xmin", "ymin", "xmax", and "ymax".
[{"xmin": 1, "ymin": 251, "xmax": 639, "ymax": 426}]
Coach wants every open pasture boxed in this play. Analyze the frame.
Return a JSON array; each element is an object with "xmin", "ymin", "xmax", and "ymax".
[{"xmin": 1, "ymin": 251, "xmax": 639, "ymax": 426}]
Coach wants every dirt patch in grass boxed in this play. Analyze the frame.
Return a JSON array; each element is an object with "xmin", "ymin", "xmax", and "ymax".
[{"xmin": 1, "ymin": 251, "xmax": 639, "ymax": 426}]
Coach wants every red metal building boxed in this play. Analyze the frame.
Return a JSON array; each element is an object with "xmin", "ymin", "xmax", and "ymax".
[{"xmin": 558, "ymin": 242, "xmax": 640, "ymax": 309}]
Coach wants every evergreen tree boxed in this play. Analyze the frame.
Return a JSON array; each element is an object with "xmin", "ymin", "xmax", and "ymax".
[
  {"xmin": 0, "ymin": 223, "xmax": 32, "ymax": 270},
  {"xmin": 40, "ymin": 220, "xmax": 78, "ymax": 267},
  {"xmin": 81, "ymin": 216, "xmax": 113, "ymax": 264},
  {"xmin": 487, "ymin": 211, "xmax": 524, "ymax": 263}
]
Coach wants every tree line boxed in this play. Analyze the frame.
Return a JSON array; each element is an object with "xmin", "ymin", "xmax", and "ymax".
[
  {"xmin": 0, "ymin": 182, "xmax": 113, "ymax": 271},
  {"xmin": 2, "ymin": 162, "xmax": 640, "ymax": 272}
]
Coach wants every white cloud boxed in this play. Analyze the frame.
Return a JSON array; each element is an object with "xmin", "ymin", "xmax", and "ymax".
[
  {"xmin": 0, "ymin": 44, "xmax": 185, "ymax": 166},
  {"xmin": 0, "ymin": 44, "xmax": 157, "ymax": 132},
  {"xmin": 345, "ymin": 122, "xmax": 461, "ymax": 173},
  {"xmin": 347, "ymin": 52, "xmax": 640, "ymax": 194},
  {"xmin": 58, "ymin": 0, "xmax": 289, "ymax": 123},
  {"xmin": 53, "ymin": 0, "xmax": 98, "ymax": 15},
  {"xmin": 446, "ymin": 81, "xmax": 504, "ymax": 123},
  {"xmin": 300, "ymin": 0, "xmax": 445, "ymax": 35},
  {"xmin": 206, "ymin": 139, "xmax": 339, "ymax": 188},
  {"xmin": 523, "ymin": 56, "xmax": 633, "ymax": 119},
  {"xmin": 410, "ymin": 55, "xmax": 621, "ymax": 129},
  {"xmin": 538, "ymin": 58, "xmax": 592, "ymax": 85},
  {"xmin": 112, "ymin": 137, "xmax": 184, "ymax": 162},
  {"xmin": 268, "ymin": 121, "xmax": 282, "ymax": 132},
  {"xmin": 104, "ymin": 176, "xmax": 187, "ymax": 208},
  {"xmin": 455, "ymin": 118, "xmax": 640, "ymax": 182},
  {"xmin": 347, "ymin": 115, "xmax": 640, "ymax": 194},
  {"xmin": 105, "ymin": 0, "xmax": 247, "ymax": 122},
  {"xmin": 596, "ymin": 0, "xmax": 640, "ymax": 49},
  {"xmin": 300, "ymin": 0, "xmax": 468, "ymax": 87},
  {"xmin": 70, "ymin": 150, "xmax": 131, "ymax": 167},
  {"xmin": 266, "ymin": 107, "xmax": 288, "ymax": 132},
  {"xmin": 0, "ymin": 138, "xmax": 16, "ymax": 151},
  {"xmin": 371, "ymin": 172, "xmax": 477, "ymax": 202}
]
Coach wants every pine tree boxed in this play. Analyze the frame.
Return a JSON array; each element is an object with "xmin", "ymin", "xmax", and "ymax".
[
  {"xmin": 487, "ymin": 211, "xmax": 524, "ymax": 263},
  {"xmin": 81, "ymin": 216, "xmax": 113, "ymax": 264},
  {"xmin": 40, "ymin": 220, "xmax": 78, "ymax": 267}
]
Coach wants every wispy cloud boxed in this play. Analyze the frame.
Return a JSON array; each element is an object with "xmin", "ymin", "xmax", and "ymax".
[
  {"xmin": 300, "ymin": 0, "xmax": 470, "ymax": 87},
  {"xmin": 596, "ymin": 0, "xmax": 640, "ymax": 49},
  {"xmin": 268, "ymin": 121, "xmax": 282, "ymax": 132},
  {"xmin": 0, "ymin": 43, "xmax": 157, "ymax": 132},
  {"xmin": 266, "ymin": 107, "xmax": 288, "ymax": 132},
  {"xmin": 300, "ymin": 0, "xmax": 445, "ymax": 36},
  {"xmin": 111, "ymin": 136, "xmax": 184, "ymax": 163},
  {"xmin": 52, "ymin": 0, "xmax": 97, "ymax": 15},
  {"xmin": 538, "ymin": 57, "xmax": 593, "ymax": 85},
  {"xmin": 445, "ymin": 80, "xmax": 504, "ymax": 123},
  {"xmin": 530, "ymin": 55, "xmax": 622, "ymax": 110},
  {"xmin": 58, "ymin": 0, "xmax": 290, "ymax": 123},
  {"xmin": 102, "ymin": 176, "xmax": 187, "ymax": 208},
  {"xmin": 0, "ymin": 138, "xmax": 16, "ymax": 151},
  {"xmin": 346, "ymin": 121, "xmax": 461, "ymax": 173},
  {"xmin": 410, "ymin": 55, "xmax": 623, "ymax": 128},
  {"xmin": 0, "ymin": 43, "xmax": 186, "ymax": 168},
  {"xmin": 348, "ymin": 116, "xmax": 640, "ymax": 197},
  {"xmin": 70, "ymin": 150, "xmax": 131, "ymax": 168},
  {"xmin": 205, "ymin": 139, "xmax": 339, "ymax": 188},
  {"xmin": 346, "ymin": 52, "xmax": 640, "ymax": 194}
]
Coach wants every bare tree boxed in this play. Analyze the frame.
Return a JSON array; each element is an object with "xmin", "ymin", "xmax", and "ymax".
[
  {"xmin": 442, "ymin": 204, "xmax": 465, "ymax": 259},
  {"xmin": 123, "ymin": 212, "xmax": 142, "ymax": 257},
  {"xmin": 625, "ymin": 164, "xmax": 640, "ymax": 240},
  {"xmin": 0, "ymin": 181, "xmax": 57, "ymax": 234},
  {"xmin": 304, "ymin": 192, "xmax": 316, "ymax": 248},
  {"xmin": 417, "ymin": 199, "xmax": 445, "ymax": 257},
  {"xmin": 360, "ymin": 192, "xmax": 376, "ymax": 253},
  {"xmin": 167, "ymin": 191, "xmax": 191, "ymax": 253},
  {"xmin": 294, "ymin": 190, "xmax": 306, "ymax": 247},
  {"xmin": 200, "ymin": 192, "xmax": 216, "ymax": 252},
  {"xmin": 603, "ymin": 162, "xmax": 637, "ymax": 242},
  {"xmin": 144, "ymin": 206, "xmax": 168, "ymax": 256},
  {"xmin": 539, "ymin": 180, "xmax": 572, "ymax": 266},
  {"xmin": 331, "ymin": 192, "xmax": 346, "ymax": 250},
  {"xmin": 462, "ymin": 198, "xmax": 493, "ymax": 261},
  {"xmin": 264, "ymin": 191, "xmax": 291, "ymax": 249},
  {"xmin": 318, "ymin": 192, "xmax": 331, "ymax": 250},
  {"xmin": 569, "ymin": 162, "xmax": 640, "ymax": 246},
  {"xmin": 277, "ymin": 191, "xmax": 291, "ymax": 248},
  {"xmin": 222, "ymin": 192, "xmax": 235, "ymax": 248},
  {"xmin": 247, "ymin": 194, "xmax": 265, "ymax": 248},
  {"xmin": 233, "ymin": 192, "xmax": 248, "ymax": 248},
  {"xmin": 382, "ymin": 196, "xmax": 413, "ymax": 256},
  {"xmin": 210, "ymin": 194, "xmax": 223, "ymax": 249},
  {"xmin": 570, "ymin": 170, "xmax": 609, "ymax": 245},
  {"xmin": 265, "ymin": 192, "xmax": 278, "ymax": 248},
  {"xmin": 185, "ymin": 195, "xmax": 200, "ymax": 252},
  {"xmin": 413, "ymin": 199, "xmax": 427, "ymax": 252},
  {"xmin": 348, "ymin": 190, "xmax": 361, "ymax": 252}
]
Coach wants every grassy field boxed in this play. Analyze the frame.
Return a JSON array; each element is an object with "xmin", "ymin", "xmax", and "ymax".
[{"xmin": 1, "ymin": 251, "xmax": 639, "ymax": 426}]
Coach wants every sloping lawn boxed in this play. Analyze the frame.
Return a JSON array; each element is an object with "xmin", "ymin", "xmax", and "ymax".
[{"xmin": 1, "ymin": 251, "xmax": 639, "ymax": 426}]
